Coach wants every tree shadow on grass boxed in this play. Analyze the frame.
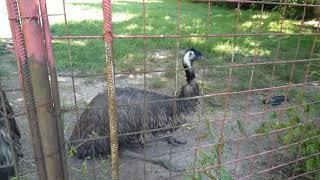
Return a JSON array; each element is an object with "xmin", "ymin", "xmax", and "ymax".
[{"xmin": 50, "ymin": 0, "xmax": 320, "ymax": 90}]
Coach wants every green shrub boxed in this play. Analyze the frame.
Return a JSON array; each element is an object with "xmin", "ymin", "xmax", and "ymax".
[
  {"xmin": 256, "ymin": 93, "xmax": 320, "ymax": 178},
  {"xmin": 283, "ymin": 0, "xmax": 319, "ymax": 20},
  {"xmin": 257, "ymin": 116, "xmax": 320, "ymax": 177},
  {"xmin": 282, "ymin": 122, "xmax": 320, "ymax": 173}
]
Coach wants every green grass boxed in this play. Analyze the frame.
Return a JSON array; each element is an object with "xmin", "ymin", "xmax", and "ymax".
[
  {"xmin": 149, "ymin": 77, "xmax": 167, "ymax": 89},
  {"xmin": 50, "ymin": 0, "xmax": 320, "ymax": 90}
]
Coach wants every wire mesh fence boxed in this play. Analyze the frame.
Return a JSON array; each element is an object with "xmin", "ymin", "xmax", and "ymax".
[{"xmin": 1, "ymin": 0, "xmax": 320, "ymax": 179}]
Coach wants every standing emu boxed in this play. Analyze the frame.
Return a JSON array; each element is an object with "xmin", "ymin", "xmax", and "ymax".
[
  {"xmin": 0, "ymin": 91, "xmax": 22, "ymax": 179},
  {"xmin": 69, "ymin": 48, "xmax": 203, "ymax": 171}
]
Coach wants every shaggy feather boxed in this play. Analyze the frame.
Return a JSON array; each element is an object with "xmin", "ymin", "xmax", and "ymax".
[
  {"xmin": 70, "ymin": 49, "xmax": 202, "ymax": 159},
  {"xmin": 0, "ymin": 92, "xmax": 22, "ymax": 159}
]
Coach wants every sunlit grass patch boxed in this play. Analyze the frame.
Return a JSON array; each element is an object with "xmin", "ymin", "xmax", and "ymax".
[{"xmin": 50, "ymin": 0, "xmax": 319, "ymax": 88}]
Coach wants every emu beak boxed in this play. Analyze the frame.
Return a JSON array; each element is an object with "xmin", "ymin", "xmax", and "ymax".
[
  {"xmin": 194, "ymin": 54, "xmax": 204, "ymax": 61},
  {"xmin": 198, "ymin": 55, "xmax": 205, "ymax": 61}
]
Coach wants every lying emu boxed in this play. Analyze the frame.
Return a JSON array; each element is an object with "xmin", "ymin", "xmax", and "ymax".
[
  {"xmin": 0, "ymin": 91, "xmax": 22, "ymax": 180},
  {"xmin": 69, "ymin": 48, "xmax": 203, "ymax": 171}
]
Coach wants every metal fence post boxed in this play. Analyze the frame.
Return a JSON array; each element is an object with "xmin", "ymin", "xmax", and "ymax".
[
  {"xmin": 5, "ymin": 0, "xmax": 47, "ymax": 179},
  {"xmin": 10, "ymin": 0, "xmax": 65, "ymax": 179}
]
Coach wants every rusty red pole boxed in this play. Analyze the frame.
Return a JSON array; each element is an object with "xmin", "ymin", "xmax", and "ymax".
[
  {"xmin": 16, "ymin": 0, "xmax": 65, "ymax": 179},
  {"xmin": 103, "ymin": 0, "xmax": 120, "ymax": 179},
  {"xmin": 5, "ymin": 0, "xmax": 48, "ymax": 179}
]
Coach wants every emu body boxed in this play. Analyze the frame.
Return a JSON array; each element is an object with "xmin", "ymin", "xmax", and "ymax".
[
  {"xmin": 70, "ymin": 84, "xmax": 199, "ymax": 157},
  {"xmin": 69, "ymin": 48, "xmax": 203, "ymax": 171}
]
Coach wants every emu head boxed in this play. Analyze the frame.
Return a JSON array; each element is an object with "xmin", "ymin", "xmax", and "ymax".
[
  {"xmin": 182, "ymin": 48, "xmax": 204, "ymax": 70},
  {"xmin": 0, "ymin": 113, "xmax": 13, "ymax": 174}
]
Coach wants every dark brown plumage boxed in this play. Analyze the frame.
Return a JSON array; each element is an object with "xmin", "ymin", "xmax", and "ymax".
[{"xmin": 69, "ymin": 48, "xmax": 203, "ymax": 160}]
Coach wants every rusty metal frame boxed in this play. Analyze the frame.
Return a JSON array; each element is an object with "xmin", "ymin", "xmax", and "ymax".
[
  {"xmin": 5, "ymin": 0, "xmax": 47, "ymax": 179},
  {"xmin": 5, "ymin": 0, "xmax": 67, "ymax": 179}
]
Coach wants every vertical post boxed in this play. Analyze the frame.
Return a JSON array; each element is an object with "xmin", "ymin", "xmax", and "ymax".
[
  {"xmin": 5, "ymin": 0, "xmax": 47, "ymax": 179},
  {"xmin": 17, "ymin": 0, "xmax": 65, "ymax": 179},
  {"xmin": 102, "ymin": 0, "xmax": 119, "ymax": 180},
  {"xmin": 38, "ymin": 0, "xmax": 68, "ymax": 179}
]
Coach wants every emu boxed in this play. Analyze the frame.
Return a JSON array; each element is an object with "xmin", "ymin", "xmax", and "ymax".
[
  {"xmin": 0, "ymin": 91, "xmax": 22, "ymax": 180},
  {"xmin": 69, "ymin": 48, "xmax": 203, "ymax": 171}
]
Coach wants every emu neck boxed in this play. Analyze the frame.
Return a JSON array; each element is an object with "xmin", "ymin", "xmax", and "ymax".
[
  {"xmin": 183, "ymin": 53, "xmax": 196, "ymax": 83},
  {"xmin": 183, "ymin": 64, "xmax": 195, "ymax": 83}
]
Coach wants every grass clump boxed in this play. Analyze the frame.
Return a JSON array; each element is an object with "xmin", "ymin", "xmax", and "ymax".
[
  {"xmin": 149, "ymin": 77, "xmax": 167, "ymax": 89},
  {"xmin": 184, "ymin": 115, "xmax": 233, "ymax": 180},
  {"xmin": 185, "ymin": 149, "xmax": 233, "ymax": 180}
]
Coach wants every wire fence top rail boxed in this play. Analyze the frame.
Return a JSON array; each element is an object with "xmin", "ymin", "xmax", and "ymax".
[
  {"xmin": 198, "ymin": 0, "xmax": 320, "ymax": 7},
  {"xmin": 51, "ymin": 31, "xmax": 320, "ymax": 40},
  {"xmin": 55, "ymin": 57, "xmax": 320, "ymax": 78}
]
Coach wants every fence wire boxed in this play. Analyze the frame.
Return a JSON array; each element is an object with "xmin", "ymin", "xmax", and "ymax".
[{"xmin": 1, "ymin": 0, "xmax": 320, "ymax": 179}]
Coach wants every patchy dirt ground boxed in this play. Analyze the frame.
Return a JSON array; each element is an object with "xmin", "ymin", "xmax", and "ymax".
[{"xmin": 1, "ymin": 50, "xmax": 319, "ymax": 180}]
